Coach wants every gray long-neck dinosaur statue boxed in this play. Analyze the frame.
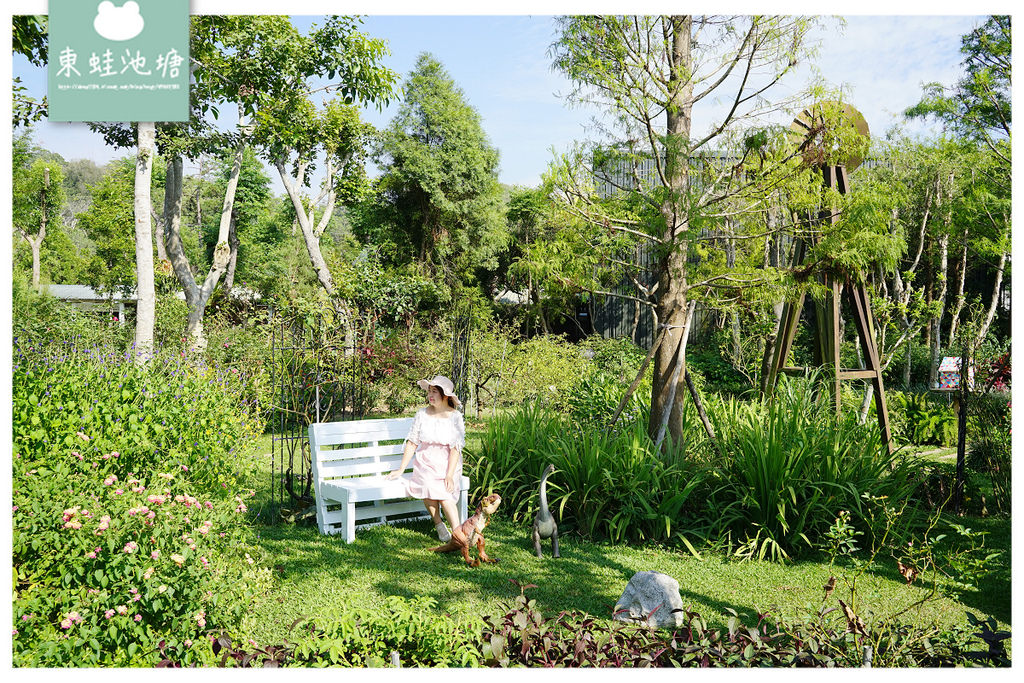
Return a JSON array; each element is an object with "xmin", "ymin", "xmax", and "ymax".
[{"xmin": 532, "ymin": 464, "xmax": 559, "ymax": 558}]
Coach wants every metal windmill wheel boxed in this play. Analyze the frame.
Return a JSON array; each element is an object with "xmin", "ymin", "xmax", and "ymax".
[{"xmin": 788, "ymin": 101, "xmax": 870, "ymax": 170}]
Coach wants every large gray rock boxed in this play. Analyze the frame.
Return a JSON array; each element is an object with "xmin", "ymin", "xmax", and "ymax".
[{"xmin": 613, "ymin": 571, "xmax": 685, "ymax": 629}]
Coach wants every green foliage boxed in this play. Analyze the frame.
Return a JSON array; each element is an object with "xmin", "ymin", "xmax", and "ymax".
[
  {"xmin": 13, "ymin": 156, "xmax": 66, "ymax": 237},
  {"xmin": 12, "ymin": 347, "xmax": 262, "ymax": 493},
  {"xmin": 369, "ymin": 52, "xmax": 509, "ymax": 290},
  {"xmin": 11, "ymin": 445, "xmax": 267, "ymax": 666},
  {"xmin": 887, "ymin": 391, "xmax": 957, "ymax": 447},
  {"xmin": 704, "ymin": 374, "xmax": 918, "ymax": 561},
  {"xmin": 12, "ymin": 272, "xmax": 132, "ymax": 352},
  {"xmin": 288, "ymin": 597, "xmax": 482, "ymax": 667},
  {"xmin": 478, "ymin": 586, "xmax": 1009, "ymax": 667},
  {"xmin": 76, "ymin": 158, "xmax": 143, "ymax": 295},
  {"xmin": 469, "ymin": 403, "xmax": 708, "ymax": 546},
  {"xmin": 906, "ymin": 16, "xmax": 1010, "ymax": 152},
  {"xmin": 13, "ymin": 15, "xmax": 48, "ymax": 126},
  {"xmin": 11, "ymin": 344, "xmax": 268, "ymax": 666}
]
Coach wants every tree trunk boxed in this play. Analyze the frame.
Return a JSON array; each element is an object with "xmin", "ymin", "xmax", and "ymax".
[
  {"xmin": 275, "ymin": 158, "xmax": 338, "ymax": 297},
  {"xmin": 133, "ymin": 122, "xmax": 157, "ymax": 365},
  {"xmin": 224, "ymin": 214, "xmax": 239, "ymax": 294},
  {"xmin": 164, "ymin": 129, "xmax": 243, "ymax": 355},
  {"xmin": 928, "ymin": 232, "xmax": 949, "ymax": 387},
  {"xmin": 648, "ymin": 15, "xmax": 694, "ymax": 445},
  {"xmin": 948, "ymin": 227, "xmax": 968, "ymax": 341},
  {"xmin": 30, "ymin": 240, "xmax": 42, "ymax": 290},
  {"xmin": 975, "ymin": 248, "xmax": 1007, "ymax": 346}
]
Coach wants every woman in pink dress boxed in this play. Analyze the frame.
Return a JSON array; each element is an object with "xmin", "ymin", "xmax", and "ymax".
[{"xmin": 386, "ymin": 375, "xmax": 465, "ymax": 542}]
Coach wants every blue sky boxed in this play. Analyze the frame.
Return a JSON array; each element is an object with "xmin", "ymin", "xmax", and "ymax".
[{"xmin": 9, "ymin": 8, "xmax": 988, "ymax": 190}]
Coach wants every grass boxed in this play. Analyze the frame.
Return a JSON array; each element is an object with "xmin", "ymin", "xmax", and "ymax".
[
  {"xmin": 236, "ymin": 427, "xmax": 1011, "ymax": 649},
  {"xmin": 240, "ymin": 515, "xmax": 1011, "ymax": 647}
]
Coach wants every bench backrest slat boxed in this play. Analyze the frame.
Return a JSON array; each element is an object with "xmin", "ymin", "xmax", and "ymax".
[{"xmin": 310, "ymin": 417, "xmax": 414, "ymax": 481}]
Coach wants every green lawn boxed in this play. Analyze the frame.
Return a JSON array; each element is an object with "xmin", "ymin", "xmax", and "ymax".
[{"xmin": 237, "ymin": 431, "xmax": 1010, "ymax": 648}]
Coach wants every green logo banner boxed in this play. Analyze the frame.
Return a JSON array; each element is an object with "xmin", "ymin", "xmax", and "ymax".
[{"xmin": 47, "ymin": 0, "xmax": 190, "ymax": 122}]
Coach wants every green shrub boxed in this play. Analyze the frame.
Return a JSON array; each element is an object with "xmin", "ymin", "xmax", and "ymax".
[
  {"xmin": 478, "ymin": 587, "xmax": 1009, "ymax": 668},
  {"xmin": 11, "ymin": 433, "xmax": 268, "ymax": 666},
  {"xmin": 704, "ymin": 373, "xmax": 918, "ymax": 561},
  {"xmin": 562, "ymin": 370, "xmax": 651, "ymax": 431},
  {"xmin": 288, "ymin": 597, "xmax": 482, "ymax": 667},
  {"xmin": 888, "ymin": 391, "xmax": 957, "ymax": 446},
  {"xmin": 12, "ymin": 348, "xmax": 261, "ymax": 493}
]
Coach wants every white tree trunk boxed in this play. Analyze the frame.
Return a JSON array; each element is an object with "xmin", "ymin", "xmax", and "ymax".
[
  {"xmin": 133, "ymin": 122, "xmax": 157, "ymax": 365},
  {"xmin": 975, "ymin": 249, "xmax": 1007, "ymax": 346}
]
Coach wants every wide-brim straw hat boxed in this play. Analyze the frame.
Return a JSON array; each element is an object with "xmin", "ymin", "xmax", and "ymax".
[{"xmin": 417, "ymin": 375, "xmax": 462, "ymax": 408}]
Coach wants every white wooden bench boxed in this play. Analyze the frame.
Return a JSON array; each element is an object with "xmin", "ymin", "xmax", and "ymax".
[{"xmin": 309, "ymin": 417, "xmax": 470, "ymax": 542}]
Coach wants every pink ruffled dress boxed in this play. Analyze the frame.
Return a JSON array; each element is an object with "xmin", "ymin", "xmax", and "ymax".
[{"xmin": 404, "ymin": 407, "xmax": 466, "ymax": 502}]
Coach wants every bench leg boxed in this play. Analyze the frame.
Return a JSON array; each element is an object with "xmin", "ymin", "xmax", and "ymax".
[
  {"xmin": 315, "ymin": 496, "xmax": 329, "ymax": 535},
  {"xmin": 340, "ymin": 493, "xmax": 356, "ymax": 543},
  {"xmin": 459, "ymin": 480, "xmax": 468, "ymax": 523}
]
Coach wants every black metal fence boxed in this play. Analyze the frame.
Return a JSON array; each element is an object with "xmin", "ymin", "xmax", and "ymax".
[{"xmin": 269, "ymin": 312, "xmax": 366, "ymax": 508}]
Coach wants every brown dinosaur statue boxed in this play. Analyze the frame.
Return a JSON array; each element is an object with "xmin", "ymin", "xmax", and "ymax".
[{"xmin": 428, "ymin": 493, "xmax": 501, "ymax": 567}]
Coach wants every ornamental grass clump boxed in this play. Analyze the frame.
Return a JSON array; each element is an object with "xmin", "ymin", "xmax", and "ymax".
[
  {"xmin": 469, "ymin": 403, "xmax": 708, "ymax": 546},
  {"xmin": 704, "ymin": 373, "xmax": 918, "ymax": 561}
]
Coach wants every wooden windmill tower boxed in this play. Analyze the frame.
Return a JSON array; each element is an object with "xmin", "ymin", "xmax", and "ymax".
[{"xmin": 766, "ymin": 101, "xmax": 893, "ymax": 452}]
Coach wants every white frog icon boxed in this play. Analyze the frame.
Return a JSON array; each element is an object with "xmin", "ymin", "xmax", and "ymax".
[{"xmin": 93, "ymin": 1, "xmax": 145, "ymax": 42}]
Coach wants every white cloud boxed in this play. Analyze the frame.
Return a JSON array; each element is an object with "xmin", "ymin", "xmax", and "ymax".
[{"xmin": 93, "ymin": 1, "xmax": 145, "ymax": 42}]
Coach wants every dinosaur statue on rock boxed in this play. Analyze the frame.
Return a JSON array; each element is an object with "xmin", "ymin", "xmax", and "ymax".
[{"xmin": 532, "ymin": 464, "xmax": 559, "ymax": 558}]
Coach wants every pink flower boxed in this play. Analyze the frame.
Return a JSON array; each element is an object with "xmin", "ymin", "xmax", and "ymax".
[
  {"xmin": 151, "ymin": 550, "xmax": 160, "ymax": 559},
  {"xmin": 110, "ymin": 452, "xmax": 119, "ymax": 458},
  {"xmin": 199, "ymin": 556, "xmax": 210, "ymax": 568},
  {"xmin": 204, "ymin": 501, "xmax": 213, "ymax": 510},
  {"xmin": 171, "ymin": 553, "xmax": 185, "ymax": 566},
  {"xmin": 181, "ymin": 465, "xmax": 189, "ymax": 472},
  {"xmin": 104, "ymin": 609, "xmax": 114, "ymax": 619},
  {"xmin": 76, "ymin": 432, "xmax": 90, "ymax": 441},
  {"xmin": 12, "ymin": 506, "xmax": 17, "ymax": 512},
  {"xmin": 60, "ymin": 618, "xmax": 72, "ymax": 630},
  {"xmin": 134, "ymin": 614, "xmax": 142, "ymax": 622},
  {"xmin": 236, "ymin": 503, "xmax": 247, "ymax": 513},
  {"xmin": 116, "ymin": 605, "xmax": 128, "ymax": 615},
  {"xmin": 147, "ymin": 495, "xmax": 167, "ymax": 506},
  {"xmin": 87, "ymin": 551, "xmax": 96, "ymax": 559},
  {"xmin": 103, "ymin": 475, "xmax": 118, "ymax": 486},
  {"xmin": 12, "ymin": 629, "xmax": 18, "ymax": 636},
  {"xmin": 21, "ymin": 615, "xmax": 31, "ymax": 621},
  {"xmin": 123, "ymin": 541, "xmax": 138, "ymax": 554},
  {"xmin": 114, "ymin": 489, "xmax": 124, "ymax": 496}
]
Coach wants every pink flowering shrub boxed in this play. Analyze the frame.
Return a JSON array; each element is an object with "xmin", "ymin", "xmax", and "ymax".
[{"xmin": 11, "ymin": 437, "xmax": 269, "ymax": 666}]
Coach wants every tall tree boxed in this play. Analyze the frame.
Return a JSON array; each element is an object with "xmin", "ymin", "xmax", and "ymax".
[
  {"xmin": 548, "ymin": 16, "xmax": 824, "ymax": 444},
  {"xmin": 906, "ymin": 15, "xmax": 1010, "ymax": 184},
  {"xmin": 246, "ymin": 16, "xmax": 399, "ymax": 307},
  {"xmin": 371, "ymin": 53, "xmax": 509, "ymax": 292},
  {"xmin": 13, "ymin": 154, "xmax": 64, "ymax": 290}
]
